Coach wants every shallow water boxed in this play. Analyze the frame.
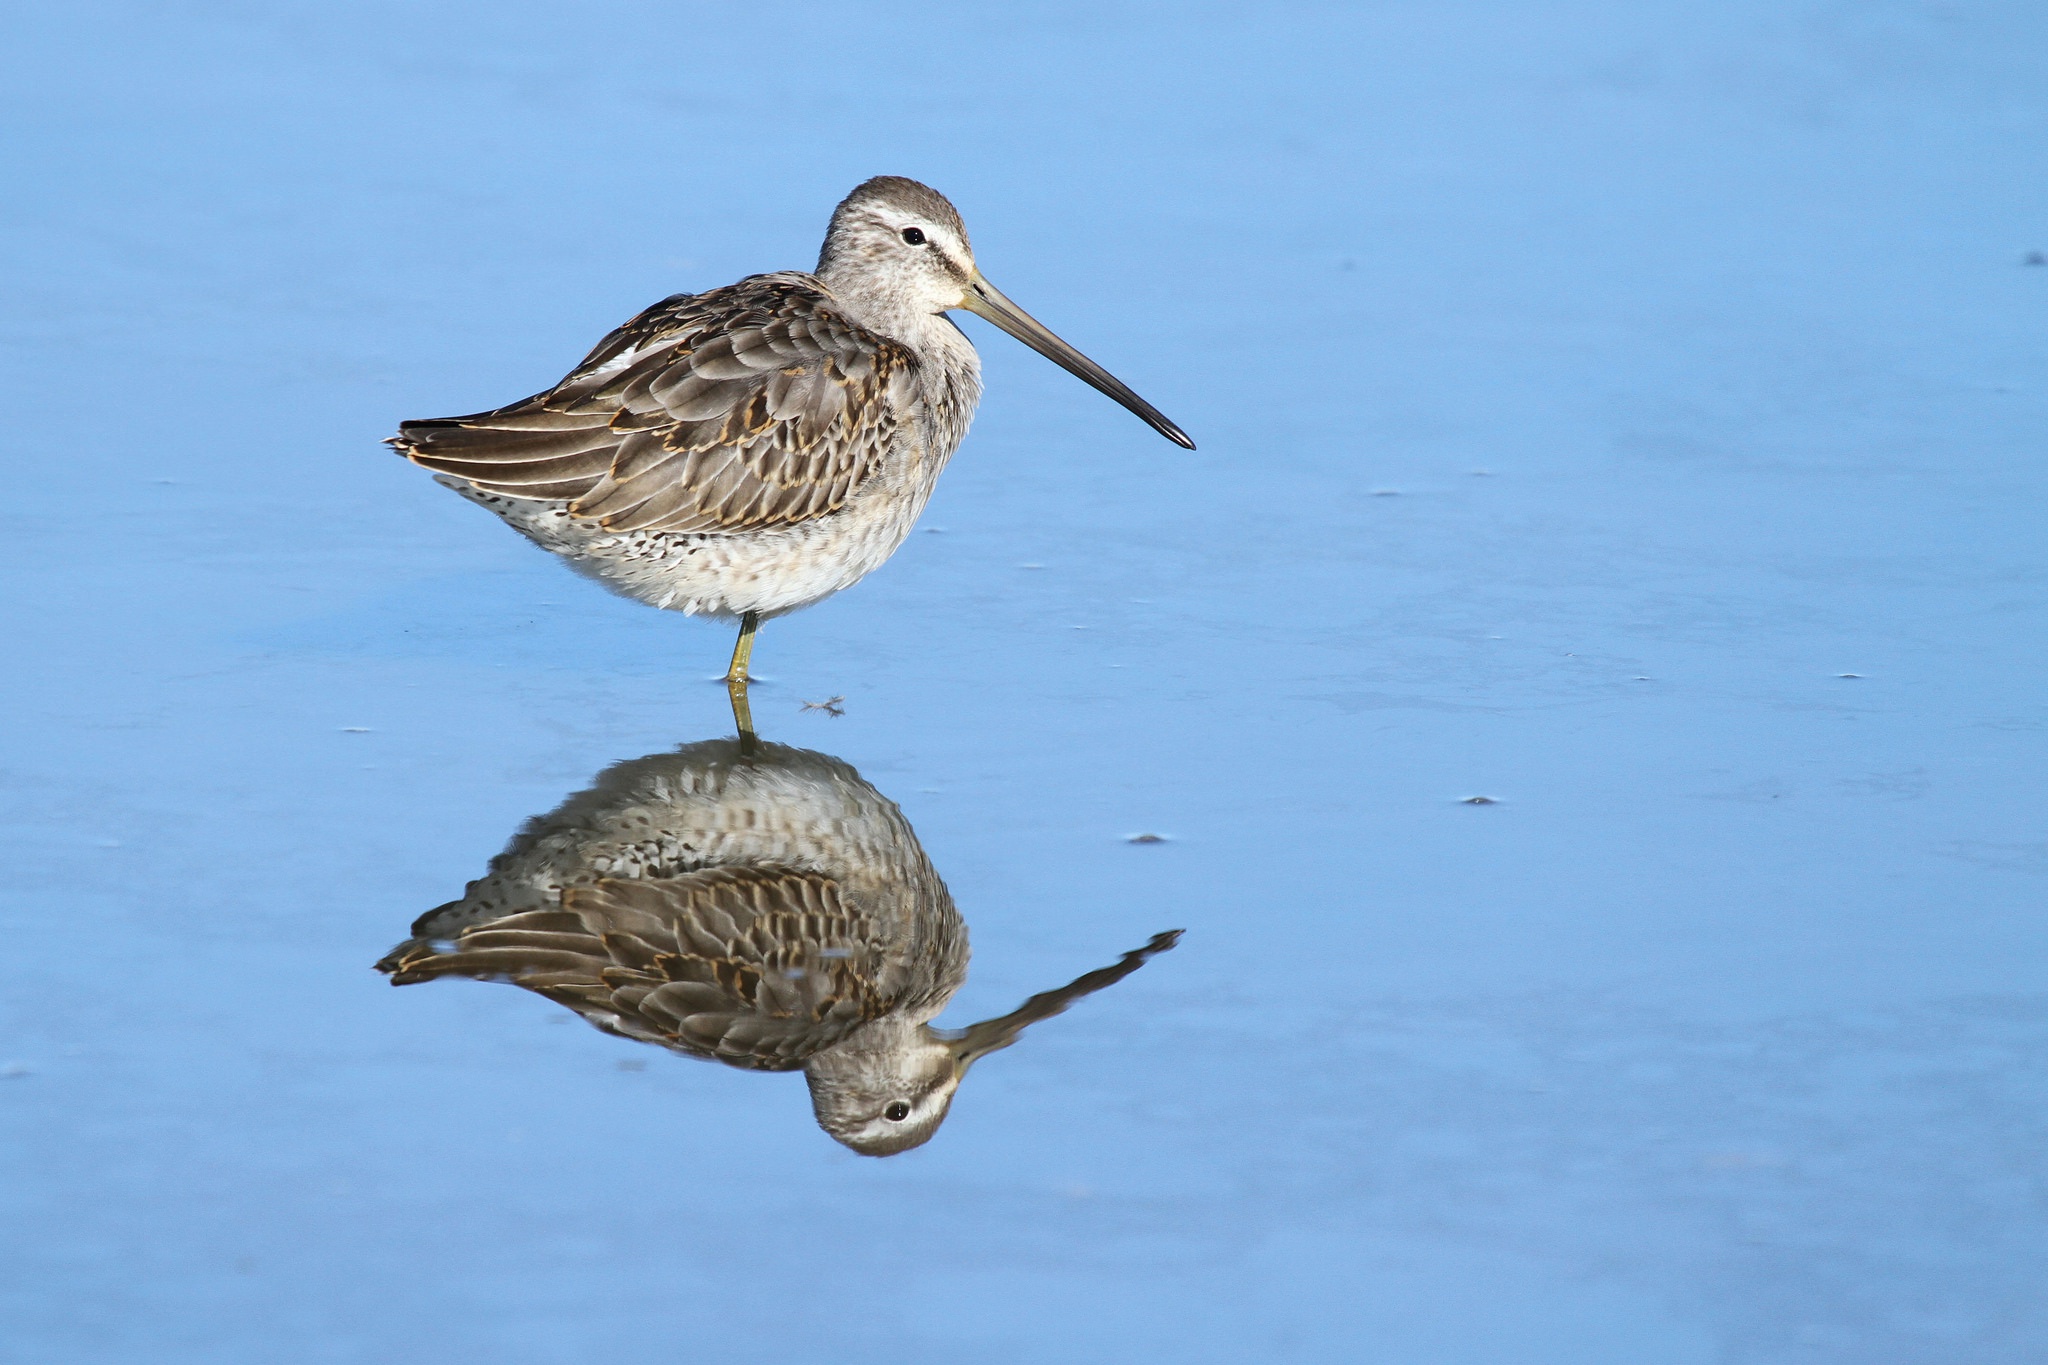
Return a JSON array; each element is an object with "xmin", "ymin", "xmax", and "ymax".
[{"xmin": 4, "ymin": 2, "xmax": 2046, "ymax": 1361}]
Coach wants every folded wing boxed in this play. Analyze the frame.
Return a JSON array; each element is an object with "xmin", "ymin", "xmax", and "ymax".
[
  {"xmin": 379, "ymin": 866, "xmax": 898, "ymax": 1070},
  {"xmin": 390, "ymin": 273, "xmax": 918, "ymax": 534}
]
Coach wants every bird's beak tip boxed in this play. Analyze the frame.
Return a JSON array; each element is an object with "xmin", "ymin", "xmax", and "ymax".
[{"xmin": 959, "ymin": 273, "xmax": 1194, "ymax": 452}]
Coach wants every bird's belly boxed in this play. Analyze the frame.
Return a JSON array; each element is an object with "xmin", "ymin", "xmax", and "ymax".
[{"xmin": 440, "ymin": 473, "xmax": 932, "ymax": 620}]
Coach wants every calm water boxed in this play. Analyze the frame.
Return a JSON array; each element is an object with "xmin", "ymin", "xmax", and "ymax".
[{"xmin": 4, "ymin": 3, "xmax": 2045, "ymax": 1361}]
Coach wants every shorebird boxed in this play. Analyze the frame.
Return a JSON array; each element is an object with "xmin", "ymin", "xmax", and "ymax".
[
  {"xmin": 376, "ymin": 737, "xmax": 1181, "ymax": 1155},
  {"xmin": 389, "ymin": 176, "xmax": 1193, "ymax": 740}
]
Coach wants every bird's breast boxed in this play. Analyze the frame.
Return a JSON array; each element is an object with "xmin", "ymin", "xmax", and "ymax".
[{"xmin": 914, "ymin": 339, "xmax": 983, "ymax": 466}]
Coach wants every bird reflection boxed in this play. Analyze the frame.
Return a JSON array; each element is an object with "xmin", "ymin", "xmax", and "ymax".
[{"xmin": 376, "ymin": 738, "xmax": 1179, "ymax": 1155}]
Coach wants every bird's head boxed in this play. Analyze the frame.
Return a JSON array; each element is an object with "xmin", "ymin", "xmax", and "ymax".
[
  {"xmin": 817, "ymin": 175, "xmax": 979, "ymax": 320},
  {"xmin": 803, "ymin": 1016, "xmax": 971, "ymax": 1157},
  {"xmin": 803, "ymin": 929, "xmax": 1184, "ymax": 1156},
  {"xmin": 817, "ymin": 175, "xmax": 1194, "ymax": 449}
]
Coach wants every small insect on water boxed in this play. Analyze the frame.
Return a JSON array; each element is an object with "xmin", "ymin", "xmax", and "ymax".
[
  {"xmin": 801, "ymin": 696, "xmax": 846, "ymax": 717},
  {"xmin": 388, "ymin": 177, "xmax": 1193, "ymax": 749}
]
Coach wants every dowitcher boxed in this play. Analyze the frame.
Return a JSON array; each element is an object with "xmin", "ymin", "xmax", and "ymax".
[
  {"xmin": 377, "ymin": 737, "xmax": 1180, "ymax": 1155},
  {"xmin": 389, "ymin": 177, "xmax": 1192, "ymax": 738}
]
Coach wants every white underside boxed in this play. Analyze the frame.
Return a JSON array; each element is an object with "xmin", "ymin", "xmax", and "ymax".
[
  {"xmin": 438, "ymin": 457, "xmax": 936, "ymax": 622},
  {"xmin": 419, "ymin": 740, "xmax": 942, "ymax": 932}
]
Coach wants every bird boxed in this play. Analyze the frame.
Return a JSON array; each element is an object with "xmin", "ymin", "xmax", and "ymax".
[
  {"xmin": 376, "ymin": 736, "xmax": 1181, "ymax": 1155},
  {"xmin": 388, "ymin": 176, "xmax": 1194, "ymax": 741}
]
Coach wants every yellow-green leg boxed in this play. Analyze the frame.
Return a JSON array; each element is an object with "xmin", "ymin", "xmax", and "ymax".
[{"xmin": 726, "ymin": 611, "xmax": 761, "ymax": 753}]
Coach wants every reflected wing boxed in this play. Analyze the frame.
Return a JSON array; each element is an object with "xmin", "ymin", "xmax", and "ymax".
[
  {"xmin": 380, "ymin": 867, "xmax": 894, "ymax": 1070},
  {"xmin": 390, "ymin": 273, "xmax": 918, "ymax": 534}
]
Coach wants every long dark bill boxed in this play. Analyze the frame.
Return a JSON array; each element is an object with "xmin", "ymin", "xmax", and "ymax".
[
  {"xmin": 944, "ymin": 929, "xmax": 1185, "ymax": 1072},
  {"xmin": 960, "ymin": 275, "xmax": 1196, "ymax": 450}
]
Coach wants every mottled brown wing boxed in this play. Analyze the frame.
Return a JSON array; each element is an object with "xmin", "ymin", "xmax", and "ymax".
[
  {"xmin": 389, "ymin": 273, "xmax": 918, "ymax": 534},
  {"xmin": 379, "ymin": 867, "xmax": 895, "ymax": 1070}
]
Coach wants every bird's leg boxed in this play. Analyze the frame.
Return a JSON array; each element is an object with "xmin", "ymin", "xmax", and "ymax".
[{"xmin": 726, "ymin": 611, "xmax": 761, "ymax": 754}]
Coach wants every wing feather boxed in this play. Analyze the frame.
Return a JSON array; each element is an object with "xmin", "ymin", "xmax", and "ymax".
[
  {"xmin": 390, "ymin": 273, "xmax": 916, "ymax": 535},
  {"xmin": 378, "ymin": 866, "xmax": 897, "ymax": 1069}
]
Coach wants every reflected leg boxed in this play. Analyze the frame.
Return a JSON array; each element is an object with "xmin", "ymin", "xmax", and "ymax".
[{"xmin": 726, "ymin": 610, "xmax": 761, "ymax": 752}]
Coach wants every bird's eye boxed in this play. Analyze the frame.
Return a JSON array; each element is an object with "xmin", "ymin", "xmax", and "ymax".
[
  {"xmin": 883, "ymin": 1101, "xmax": 911, "ymax": 1122},
  {"xmin": 900, "ymin": 228, "xmax": 927, "ymax": 246}
]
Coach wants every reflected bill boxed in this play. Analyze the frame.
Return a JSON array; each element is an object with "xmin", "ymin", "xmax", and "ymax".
[{"xmin": 376, "ymin": 738, "xmax": 1179, "ymax": 1156}]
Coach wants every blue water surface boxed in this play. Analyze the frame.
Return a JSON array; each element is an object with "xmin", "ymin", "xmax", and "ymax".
[{"xmin": 2, "ymin": 2, "xmax": 2045, "ymax": 1361}]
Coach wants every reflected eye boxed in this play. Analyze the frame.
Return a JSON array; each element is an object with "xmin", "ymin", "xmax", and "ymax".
[
  {"xmin": 883, "ymin": 1101, "xmax": 911, "ymax": 1122},
  {"xmin": 900, "ymin": 228, "xmax": 927, "ymax": 246}
]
